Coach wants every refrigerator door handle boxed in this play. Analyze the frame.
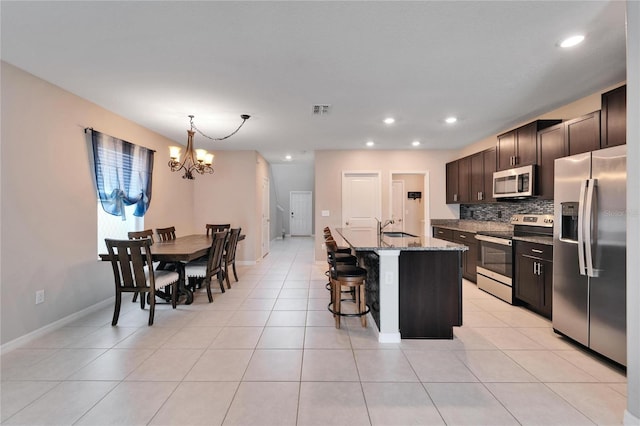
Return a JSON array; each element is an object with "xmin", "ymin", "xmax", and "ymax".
[
  {"xmin": 577, "ymin": 179, "xmax": 588, "ymax": 276},
  {"xmin": 584, "ymin": 178, "xmax": 597, "ymax": 277}
]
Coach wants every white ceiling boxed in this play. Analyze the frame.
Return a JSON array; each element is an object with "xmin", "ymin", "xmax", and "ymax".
[{"xmin": 1, "ymin": 1, "xmax": 626, "ymax": 164}]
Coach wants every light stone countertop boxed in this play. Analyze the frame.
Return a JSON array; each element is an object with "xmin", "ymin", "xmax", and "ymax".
[{"xmin": 335, "ymin": 227, "xmax": 468, "ymax": 251}]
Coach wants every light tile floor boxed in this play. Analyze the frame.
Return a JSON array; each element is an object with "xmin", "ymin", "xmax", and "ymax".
[{"xmin": 1, "ymin": 237, "xmax": 627, "ymax": 425}]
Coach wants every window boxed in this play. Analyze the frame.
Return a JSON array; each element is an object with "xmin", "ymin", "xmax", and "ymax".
[
  {"xmin": 89, "ymin": 129, "xmax": 154, "ymax": 255},
  {"xmin": 97, "ymin": 202, "xmax": 143, "ymax": 255}
]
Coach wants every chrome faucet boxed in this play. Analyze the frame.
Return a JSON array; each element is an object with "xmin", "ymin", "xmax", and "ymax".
[{"xmin": 376, "ymin": 218, "xmax": 395, "ymax": 234}]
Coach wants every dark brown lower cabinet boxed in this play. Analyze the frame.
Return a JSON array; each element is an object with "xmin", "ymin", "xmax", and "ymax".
[
  {"xmin": 453, "ymin": 231, "xmax": 478, "ymax": 283},
  {"xmin": 433, "ymin": 227, "xmax": 478, "ymax": 283},
  {"xmin": 399, "ymin": 251, "xmax": 462, "ymax": 338},
  {"xmin": 514, "ymin": 241, "xmax": 552, "ymax": 319}
]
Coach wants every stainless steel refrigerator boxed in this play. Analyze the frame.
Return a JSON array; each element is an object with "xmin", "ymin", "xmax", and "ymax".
[{"xmin": 553, "ymin": 145, "xmax": 626, "ymax": 366}]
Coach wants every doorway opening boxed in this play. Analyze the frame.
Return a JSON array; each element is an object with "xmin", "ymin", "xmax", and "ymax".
[{"xmin": 389, "ymin": 171, "xmax": 429, "ymax": 236}]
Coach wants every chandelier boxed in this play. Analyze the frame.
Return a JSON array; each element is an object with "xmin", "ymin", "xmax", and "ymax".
[{"xmin": 168, "ymin": 114, "xmax": 251, "ymax": 180}]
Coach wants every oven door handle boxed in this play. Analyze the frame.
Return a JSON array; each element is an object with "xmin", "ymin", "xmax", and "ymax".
[{"xmin": 475, "ymin": 234, "xmax": 512, "ymax": 246}]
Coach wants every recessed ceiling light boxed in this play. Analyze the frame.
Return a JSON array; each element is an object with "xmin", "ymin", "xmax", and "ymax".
[
  {"xmin": 285, "ymin": 155, "xmax": 292, "ymax": 160},
  {"xmin": 366, "ymin": 141, "xmax": 375, "ymax": 147},
  {"xmin": 412, "ymin": 141, "xmax": 421, "ymax": 146},
  {"xmin": 560, "ymin": 35, "xmax": 585, "ymax": 48},
  {"xmin": 383, "ymin": 117, "xmax": 395, "ymax": 125},
  {"xmin": 445, "ymin": 116, "xmax": 457, "ymax": 124}
]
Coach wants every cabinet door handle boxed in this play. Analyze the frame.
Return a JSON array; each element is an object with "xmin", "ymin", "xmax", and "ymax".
[
  {"xmin": 478, "ymin": 191, "xmax": 483, "ymax": 200},
  {"xmin": 454, "ymin": 194, "xmax": 458, "ymax": 202},
  {"xmin": 531, "ymin": 249, "xmax": 543, "ymax": 254},
  {"xmin": 533, "ymin": 261, "xmax": 537, "ymax": 275},
  {"xmin": 459, "ymin": 235, "xmax": 467, "ymax": 239}
]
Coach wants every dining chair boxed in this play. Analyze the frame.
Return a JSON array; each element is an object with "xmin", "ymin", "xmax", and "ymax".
[
  {"xmin": 156, "ymin": 226, "xmax": 176, "ymax": 242},
  {"xmin": 206, "ymin": 224, "xmax": 231, "ymax": 236},
  {"xmin": 185, "ymin": 230, "xmax": 228, "ymax": 301},
  {"xmin": 155, "ymin": 227, "xmax": 177, "ymax": 272},
  {"xmin": 128, "ymin": 229, "xmax": 154, "ymax": 243},
  {"xmin": 127, "ymin": 229, "xmax": 155, "ymax": 303},
  {"xmin": 105, "ymin": 238, "xmax": 178, "ymax": 326},
  {"xmin": 223, "ymin": 227, "xmax": 242, "ymax": 289}
]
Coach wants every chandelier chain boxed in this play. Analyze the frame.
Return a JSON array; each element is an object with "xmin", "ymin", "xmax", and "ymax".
[{"xmin": 189, "ymin": 115, "xmax": 250, "ymax": 141}]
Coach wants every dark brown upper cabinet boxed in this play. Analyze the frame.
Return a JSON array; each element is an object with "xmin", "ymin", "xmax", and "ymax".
[
  {"xmin": 496, "ymin": 120, "xmax": 562, "ymax": 171},
  {"xmin": 469, "ymin": 148, "xmax": 496, "ymax": 203},
  {"xmin": 601, "ymin": 85, "xmax": 626, "ymax": 148},
  {"xmin": 446, "ymin": 157, "xmax": 471, "ymax": 204},
  {"xmin": 483, "ymin": 147, "xmax": 497, "ymax": 203},
  {"xmin": 566, "ymin": 111, "xmax": 601, "ymax": 156},
  {"xmin": 470, "ymin": 152, "xmax": 484, "ymax": 202},
  {"xmin": 445, "ymin": 160, "xmax": 459, "ymax": 204},
  {"xmin": 457, "ymin": 156, "xmax": 471, "ymax": 203},
  {"xmin": 537, "ymin": 122, "xmax": 567, "ymax": 199}
]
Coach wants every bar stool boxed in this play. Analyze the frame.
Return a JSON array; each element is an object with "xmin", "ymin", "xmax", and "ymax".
[
  {"xmin": 327, "ymin": 251, "xmax": 369, "ymax": 328},
  {"xmin": 324, "ymin": 227, "xmax": 351, "ymax": 254},
  {"xmin": 324, "ymin": 237, "xmax": 357, "ymax": 292}
]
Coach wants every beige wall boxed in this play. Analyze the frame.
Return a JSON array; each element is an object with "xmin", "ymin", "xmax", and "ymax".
[
  {"xmin": 192, "ymin": 150, "xmax": 265, "ymax": 262},
  {"xmin": 0, "ymin": 62, "xmax": 266, "ymax": 346},
  {"xmin": 256, "ymin": 154, "xmax": 270, "ymax": 259},
  {"xmin": 314, "ymin": 150, "xmax": 458, "ymax": 261}
]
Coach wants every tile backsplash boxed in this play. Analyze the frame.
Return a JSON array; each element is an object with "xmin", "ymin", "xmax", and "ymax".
[{"xmin": 460, "ymin": 199, "xmax": 554, "ymax": 222}]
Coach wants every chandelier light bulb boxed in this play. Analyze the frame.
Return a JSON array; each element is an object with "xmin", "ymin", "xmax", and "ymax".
[
  {"xmin": 169, "ymin": 146, "xmax": 181, "ymax": 161},
  {"xmin": 195, "ymin": 149, "xmax": 208, "ymax": 162}
]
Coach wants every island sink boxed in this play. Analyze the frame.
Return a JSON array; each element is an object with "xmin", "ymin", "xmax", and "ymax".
[{"xmin": 382, "ymin": 231, "xmax": 418, "ymax": 237}]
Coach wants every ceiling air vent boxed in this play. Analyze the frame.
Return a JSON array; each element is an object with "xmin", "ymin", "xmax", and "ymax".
[{"xmin": 312, "ymin": 104, "xmax": 331, "ymax": 115}]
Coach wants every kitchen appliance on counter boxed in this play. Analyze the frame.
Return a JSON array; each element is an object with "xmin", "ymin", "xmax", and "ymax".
[
  {"xmin": 553, "ymin": 145, "xmax": 626, "ymax": 366},
  {"xmin": 493, "ymin": 164, "xmax": 536, "ymax": 199},
  {"xmin": 475, "ymin": 214, "xmax": 553, "ymax": 304}
]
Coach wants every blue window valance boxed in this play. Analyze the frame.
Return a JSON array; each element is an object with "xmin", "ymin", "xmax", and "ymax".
[{"xmin": 90, "ymin": 130, "xmax": 154, "ymax": 219}]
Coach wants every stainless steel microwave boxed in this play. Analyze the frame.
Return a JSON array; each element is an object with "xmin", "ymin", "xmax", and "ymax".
[{"xmin": 492, "ymin": 165, "xmax": 536, "ymax": 199}]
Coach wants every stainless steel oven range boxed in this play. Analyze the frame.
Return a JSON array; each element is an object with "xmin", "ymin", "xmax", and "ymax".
[{"xmin": 475, "ymin": 214, "xmax": 553, "ymax": 303}]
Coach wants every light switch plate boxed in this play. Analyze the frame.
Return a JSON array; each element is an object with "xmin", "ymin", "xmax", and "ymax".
[{"xmin": 321, "ymin": 210, "xmax": 330, "ymax": 217}]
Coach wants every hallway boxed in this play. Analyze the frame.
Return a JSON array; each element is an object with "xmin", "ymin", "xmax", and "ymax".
[{"xmin": 1, "ymin": 237, "xmax": 627, "ymax": 425}]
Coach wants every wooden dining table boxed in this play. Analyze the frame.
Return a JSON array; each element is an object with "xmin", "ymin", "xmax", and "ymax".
[{"xmin": 100, "ymin": 234, "xmax": 214, "ymax": 305}]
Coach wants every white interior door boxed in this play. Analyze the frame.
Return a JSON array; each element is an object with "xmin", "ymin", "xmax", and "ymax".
[
  {"xmin": 290, "ymin": 191, "xmax": 312, "ymax": 236},
  {"xmin": 391, "ymin": 180, "xmax": 405, "ymax": 232},
  {"xmin": 262, "ymin": 177, "xmax": 270, "ymax": 257},
  {"xmin": 342, "ymin": 172, "xmax": 381, "ymax": 228}
]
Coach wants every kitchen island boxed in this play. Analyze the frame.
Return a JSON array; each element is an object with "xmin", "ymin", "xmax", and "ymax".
[{"xmin": 335, "ymin": 227, "xmax": 467, "ymax": 342}]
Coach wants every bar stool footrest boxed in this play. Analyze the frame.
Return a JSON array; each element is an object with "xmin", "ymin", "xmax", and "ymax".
[{"xmin": 327, "ymin": 302, "xmax": 370, "ymax": 317}]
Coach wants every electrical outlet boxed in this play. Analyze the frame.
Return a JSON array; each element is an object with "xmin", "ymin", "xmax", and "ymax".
[{"xmin": 35, "ymin": 289, "xmax": 45, "ymax": 305}]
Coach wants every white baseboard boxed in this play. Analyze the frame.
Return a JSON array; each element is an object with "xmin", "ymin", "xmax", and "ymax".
[
  {"xmin": 0, "ymin": 297, "xmax": 114, "ymax": 355},
  {"xmin": 625, "ymin": 410, "xmax": 640, "ymax": 425}
]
